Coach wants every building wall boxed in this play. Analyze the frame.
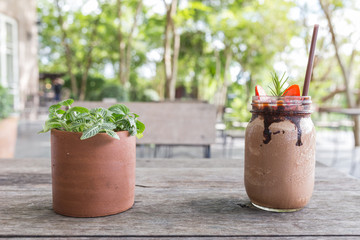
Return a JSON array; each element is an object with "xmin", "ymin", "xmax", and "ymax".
[{"xmin": 0, "ymin": 0, "xmax": 38, "ymax": 110}]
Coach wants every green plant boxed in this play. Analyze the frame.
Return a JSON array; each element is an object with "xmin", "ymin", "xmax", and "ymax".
[
  {"xmin": 0, "ymin": 85, "xmax": 12, "ymax": 120},
  {"xmin": 39, "ymin": 99, "xmax": 145, "ymax": 140},
  {"xmin": 269, "ymin": 72, "xmax": 289, "ymax": 96}
]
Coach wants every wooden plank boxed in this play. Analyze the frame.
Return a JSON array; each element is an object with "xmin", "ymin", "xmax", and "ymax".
[
  {"xmin": 0, "ymin": 187, "xmax": 359, "ymax": 236},
  {"xmin": 0, "ymin": 166, "xmax": 359, "ymax": 192},
  {"xmin": 0, "ymin": 157, "xmax": 340, "ymax": 169},
  {"xmin": 1, "ymin": 158, "xmax": 358, "ymax": 191},
  {"xmin": 4, "ymin": 235, "xmax": 359, "ymax": 240},
  {"xmin": 74, "ymin": 101, "xmax": 217, "ymax": 145},
  {"xmin": 4, "ymin": 237, "xmax": 359, "ymax": 240},
  {"xmin": 0, "ymin": 158, "xmax": 360, "ymax": 237},
  {"xmin": 0, "ymin": 157, "xmax": 356, "ymax": 181}
]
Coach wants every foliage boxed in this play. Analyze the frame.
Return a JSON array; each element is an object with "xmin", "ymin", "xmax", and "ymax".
[
  {"xmin": 225, "ymin": 84, "xmax": 252, "ymax": 123},
  {"xmin": 41, "ymin": 0, "xmax": 360, "ymax": 127},
  {"xmin": 63, "ymin": 74, "xmax": 105, "ymax": 100},
  {"xmin": 269, "ymin": 72, "xmax": 289, "ymax": 96},
  {"xmin": 37, "ymin": 0, "xmax": 148, "ymax": 100},
  {"xmin": 0, "ymin": 86, "xmax": 12, "ymax": 120},
  {"xmin": 98, "ymin": 83, "xmax": 128, "ymax": 102},
  {"xmin": 39, "ymin": 99, "xmax": 145, "ymax": 140},
  {"xmin": 38, "ymin": 0, "xmax": 299, "ymax": 104}
]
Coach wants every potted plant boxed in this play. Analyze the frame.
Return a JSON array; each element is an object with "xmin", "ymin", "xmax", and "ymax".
[
  {"xmin": 39, "ymin": 99, "xmax": 145, "ymax": 217},
  {"xmin": 0, "ymin": 85, "xmax": 18, "ymax": 158}
]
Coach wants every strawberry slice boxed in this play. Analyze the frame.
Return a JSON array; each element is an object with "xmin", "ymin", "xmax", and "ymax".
[
  {"xmin": 255, "ymin": 85, "xmax": 267, "ymax": 96},
  {"xmin": 282, "ymin": 84, "xmax": 300, "ymax": 96}
]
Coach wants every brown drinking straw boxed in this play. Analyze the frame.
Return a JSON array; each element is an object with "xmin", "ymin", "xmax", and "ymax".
[{"xmin": 302, "ymin": 24, "xmax": 319, "ymax": 96}]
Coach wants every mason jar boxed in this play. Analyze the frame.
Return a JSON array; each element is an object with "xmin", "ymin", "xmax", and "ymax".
[{"xmin": 244, "ymin": 96, "xmax": 316, "ymax": 212}]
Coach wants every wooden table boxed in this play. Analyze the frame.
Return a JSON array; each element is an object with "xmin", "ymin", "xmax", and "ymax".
[{"xmin": 1, "ymin": 158, "xmax": 360, "ymax": 239}]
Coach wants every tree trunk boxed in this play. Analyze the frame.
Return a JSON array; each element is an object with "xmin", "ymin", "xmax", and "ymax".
[
  {"xmin": 79, "ymin": 17, "xmax": 101, "ymax": 101},
  {"xmin": 169, "ymin": 30, "xmax": 180, "ymax": 100},
  {"xmin": 117, "ymin": 0, "xmax": 126, "ymax": 85},
  {"xmin": 213, "ymin": 49, "xmax": 221, "ymax": 113},
  {"xmin": 117, "ymin": 0, "xmax": 142, "ymax": 87},
  {"xmin": 217, "ymin": 47, "xmax": 232, "ymax": 118},
  {"xmin": 319, "ymin": 0, "xmax": 355, "ymax": 108},
  {"xmin": 55, "ymin": 0, "xmax": 78, "ymax": 98},
  {"xmin": 354, "ymin": 116, "xmax": 360, "ymax": 147},
  {"xmin": 124, "ymin": 0, "xmax": 143, "ymax": 86},
  {"xmin": 192, "ymin": 60, "xmax": 200, "ymax": 99},
  {"xmin": 163, "ymin": 3, "xmax": 173, "ymax": 99},
  {"xmin": 163, "ymin": 0, "xmax": 178, "ymax": 100}
]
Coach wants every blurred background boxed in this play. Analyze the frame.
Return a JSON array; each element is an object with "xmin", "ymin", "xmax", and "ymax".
[{"xmin": 0, "ymin": 0, "xmax": 360, "ymax": 176}]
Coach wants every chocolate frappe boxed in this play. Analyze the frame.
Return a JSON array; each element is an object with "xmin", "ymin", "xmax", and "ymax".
[{"xmin": 244, "ymin": 96, "xmax": 316, "ymax": 212}]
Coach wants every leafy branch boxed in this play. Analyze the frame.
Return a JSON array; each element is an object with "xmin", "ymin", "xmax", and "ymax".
[
  {"xmin": 39, "ymin": 99, "xmax": 145, "ymax": 140},
  {"xmin": 268, "ymin": 72, "xmax": 289, "ymax": 96}
]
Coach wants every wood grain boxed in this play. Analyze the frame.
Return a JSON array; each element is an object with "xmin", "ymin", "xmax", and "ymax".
[{"xmin": 0, "ymin": 158, "xmax": 359, "ymax": 238}]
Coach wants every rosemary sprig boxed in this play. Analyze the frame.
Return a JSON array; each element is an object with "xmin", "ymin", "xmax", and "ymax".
[{"xmin": 268, "ymin": 72, "xmax": 289, "ymax": 96}]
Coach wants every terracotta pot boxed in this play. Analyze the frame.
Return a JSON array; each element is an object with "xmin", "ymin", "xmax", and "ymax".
[
  {"xmin": 51, "ymin": 129, "xmax": 136, "ymax": 217},
  {"xmin": 0, "ymin": 116, "xmax": 18, "ymax": 158}
]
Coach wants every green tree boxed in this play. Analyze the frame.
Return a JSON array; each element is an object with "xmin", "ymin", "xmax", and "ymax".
[
  {"xmin": 38, "ymin": 0, "xmax": 146, "ymax": 100},
  {"xmin": 204, "ymin": 0, "xmax": 299, "ymax": 118},
  {"xmin": 117, "ymin": 0, "xmax": 143, "ymax": 87}
]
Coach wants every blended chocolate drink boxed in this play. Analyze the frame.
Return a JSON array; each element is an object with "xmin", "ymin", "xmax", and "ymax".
[{"xmin": 244, "ymin": 96, "xmax": 316, "ymax": 212}]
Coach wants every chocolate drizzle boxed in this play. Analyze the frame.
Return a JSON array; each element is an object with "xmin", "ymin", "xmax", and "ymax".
[
  {"xmin": 285, "ymin": 116, "xmax": 303, "ymax": 146},
  {"xmin": 263, "ymin": 115, "xmax": 282, "ymax": 144},
  {"xmin": 260, "ymin": 113, "xmax": 307, "ymax": 146},
  {"xmin": 250, "ymin": 96, "xmax": 312, "ymax": 146}
]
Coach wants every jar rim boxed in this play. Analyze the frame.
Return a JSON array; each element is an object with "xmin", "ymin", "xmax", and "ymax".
[
  {"xmin": 252, "ymin": 96, "xmax": 311, "ymax": 101},
  {"xmin": 251, "ymin": 96, "xmax": 312, "ymax": 114}
]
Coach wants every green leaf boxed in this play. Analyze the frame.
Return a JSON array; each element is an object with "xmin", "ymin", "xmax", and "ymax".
[
  {"xmin": 65, "ymin": 107, "xmax": 90, "ymax": 121},
  {"xmin": 91, "ymin": 107, "xmax": 111, "ymax": 118},
  {"xmin": 47, "ymin": 123, "xmax": 62, "ymax": 129},
  {"xmin": 112, "ymin": 113, "xmax": 125, "ymax": 121},
  {"xmin": 128, "ymin": 127, "xmax": 136, "ymax": 136},
  {"xmin": 269, "ymin": 72, "xmax": 289, "ymax": 96},
  {"xmin": 128, "ymin": 117, "xmax": 136, "ymax": 127},
  {"xmin": 81, "ymin": 124, "xmax": 101, "ymax": 140},
  {"xmin": 69, "ymin": 122, "xmax": 85, "ymax": 131},
  {"xmin": 39, "ymin": 118, "xmax": 63, "ymax": 133},
  {"xmin": 75, "ymin": 113, "xmax": 91, "ymax": 122},
  {"xmin": 99, "ymin": 108, "xmax": 111, "ymax": 117},
  {"xmin": 136, "ymin": 120, "xmax": 145, "ymax": 133},
  {"xmin": 46, "ymin": 118, "xmax": 61, "ymax": 126},
  {"xmin": 56, "ymin": 109, "xmax": 66, "ymax": 114},
  {"xmin": 105, "ymin": 130, "xmax": 120, "ymax": 140},
  {"xmin": 101, "ymin": 122, "xmax": 116, "ymax": 130},
  {"xmin": 39, "ymin": 97, "xmax": 144, "ymax": 140},
  {"xmin": 38, "ymin": 126, "xmax": 49, "ymax": 133},
  {"xmin": 136, "ymin": 132, "xmax": 144, "ymax": 139},
  {"xmin": 116, "ymin": 119, "xmax": 131, "ymax": 129},
  {"xmin": 108, "ymin": 104, "xmax": 130, "ymax": 115},
  {"xmin": 58, "ymin": 99, "xmax": 74, "ymax": 107},
  {"xmin": 68, "ymin": 106, "xmax": 89, "ymax": 113},
  {"xmin": 65, "ymin": 112, "xmax": 76, "ymax": 121},
  {"xmin": 49, "ymin": 104, "xmax": 61, "ymax": 113}
]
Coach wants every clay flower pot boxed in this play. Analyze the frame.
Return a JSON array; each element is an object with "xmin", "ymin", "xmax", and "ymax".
[
  {"xmin": 51, "ymin": 129, "xmax": 136, "ymax": 217},
  {"xmin": 0, "ymin": 116, "xmax": 18, "ymax": 158}
]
